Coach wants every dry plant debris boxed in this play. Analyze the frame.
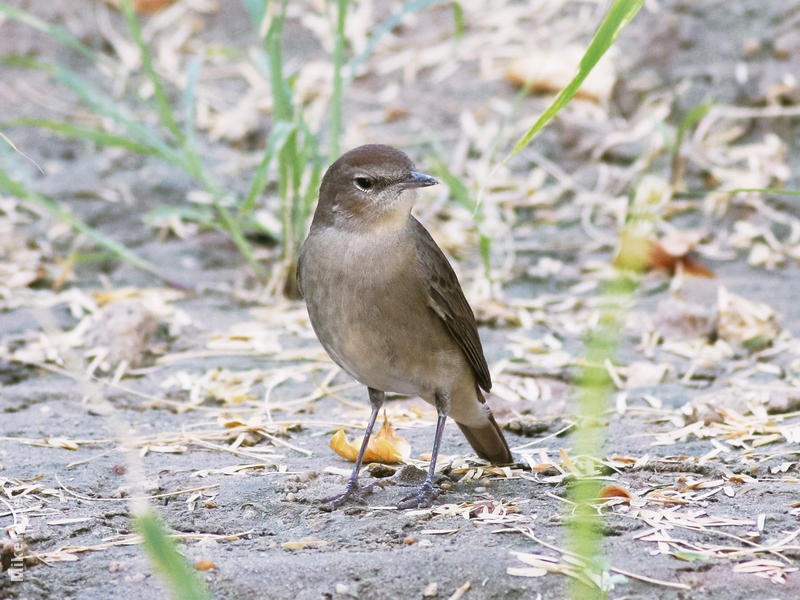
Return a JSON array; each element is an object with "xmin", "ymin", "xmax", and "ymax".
[{"xmin": 329, "ymin": 412, "xmax": 411, "ymax": 464}]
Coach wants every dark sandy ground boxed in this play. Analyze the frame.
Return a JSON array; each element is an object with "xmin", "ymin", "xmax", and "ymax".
[{"xmin": 2, "ymin": 2, "xmax": 800, "ymax": 599}]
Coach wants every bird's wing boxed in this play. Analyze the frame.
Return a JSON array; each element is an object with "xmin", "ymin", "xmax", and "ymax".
[{"xmin": 411, "ymin": 216, "xmax": 492, "ymax": 391}]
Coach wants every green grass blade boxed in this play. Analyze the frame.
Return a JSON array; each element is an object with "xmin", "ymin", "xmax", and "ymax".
[
  {"xmin": 724, "ymin": 187, "xmax": 800, "ymax": 196},
  {"xmin": 670, "ymin": 102, "xmax": 713, "ymax": 185},
  {"xmin": 502, "ymin": 0, "xmax": 644, "ymax": 164},
  {"xmin": 451, "ymin": 2, "xmax": 464, "ymax": 38},
  {"xmin": 213, "ymin": 199, "xmax": 265, "ymax": 278},
  {"xmin": 264, "ymin": 0, "xmax": 301, "ymax": 253},
  {"xmin": 5, "ymin": 118, "xmax": 160, "ymax": 156},
  {"xmin": 0, "ymin": 54, "xmax": 46, "ymax": 69},
  {"xmin": 265, "ymin": 1, "xmax": 292, "ymax": 122},
  {"xmin": 0, "ymin": 130, "xmax": 44, "ymax": 173},
  {"xmin": 260, "ymin": 1, "xmax": 305, "ymax": 264},
  {"xmin": 303, "ymin": 158, "xmax": 323, "ymax": 216},
  {"xmin": 348, "ymin": 0, "xmax": 442, "ymax": 76},
  {"xmin": 0, "ymin": 3, "xmax": 98, "ymax": 61},
  {"xmin": 328, "ymin": 0, "xmax": 348, "ymax": 162},
  {"xmin": 47, "ymin": 63, "xmax": 188, "ymax": 168},
  {"xmin": 288, "ymin": 121, "xmax": 305, "ymax": 193},
  {"xmin": 135, "ymin": 512, "xmax": 209, "ymax": 600},
  {"xmin": 182, "ymin": 54, "xmax": 203, "ymax": 154},
  {"xmin": 675, "ymin": 103, "xmax": 713, "ymax": 151},
  {"xmin": 0, "ymin": 166, "xmax": 183, "ymax": 287},
  {"xmin": 292, "ymin": 120, "xmax": 321, "ymax": 244},
  {"xmin": 241, "ymin": 0, "xmax": 267, "ymax": 28},
  {"xmin": 428, "ymin": 154, "xmax": 492, "ymax": 277},
  {"xmin": 7, "ymin": 44, "xmax": 188, "ymax": 171},
  {"xmin": 119, "ymin": 0, "xmax": 182, "ymax": 141},
  {"xmin": 145, "ymin": 205, "xmax": 217, "ymax": 229},
  {"xmin": 240, "ymin": 120, "xmax": 295, "ymax": 218},
  {"xmin": 179, "ymin": 54, "xmax": 205, "ymax": 179}
]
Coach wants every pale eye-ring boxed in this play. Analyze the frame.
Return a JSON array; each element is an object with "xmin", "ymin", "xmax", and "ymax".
[{"xmin": 353, "ymin": 176, "xmax": 374, "ymax": 192}]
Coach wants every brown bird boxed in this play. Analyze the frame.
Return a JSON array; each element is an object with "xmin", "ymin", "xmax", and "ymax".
[{"xmin": 297, "ymin": 144, "xmax": 512, "ymax": 509}]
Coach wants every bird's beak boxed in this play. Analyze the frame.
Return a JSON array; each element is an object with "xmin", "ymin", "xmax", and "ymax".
[{"xmin": 401, "ymin": 171, "xmax": 439, "ymax": 189}]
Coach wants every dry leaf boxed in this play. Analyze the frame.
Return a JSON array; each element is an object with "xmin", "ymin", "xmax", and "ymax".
[
  {"xmin": 105, "ymin": 0, "xmax": 176, "ymax": 12},
  {"xmin": 329, "ymin": 412, "xmax": 410, "ymax": 463},
  {"xmin": 46, "ymin": 438, "xmax": 78, "ymax": 450},
  {"xmin": 614, "ymin": 231, "xmax": 713, "ymax": 277},
  {"xmin": 507, "ymin": 566, "xmax": 548, "ymax": 577},
  {"xmin": 506, "ymin": 45, "xmax": 616, "ymax": 103},
  {"xmin": 86, "ymin": 299, "xmax": 159, "ymax": 369},
  {"xmin": 532, "ymin": 463, "xmax": 556, "ymax": 472},
  {"xmin": 194, "ymin": 559, "xmax": 216, "ymax": 571},
  {"xmin": 558, "ymin": 448, "xmax": 577, "ymax": 474},
  {"xmin": 717, "ymin": 286, "xmax": 781, "ymax": 348},
  {"xmin": 598, "ymin": 484, "xmax": 632, "ymax": 502},
  {"xmin": 281, "ymin": 538, "xmax": 328, "ymax": 550},
  {"xmin": 623, "ymin": 361, "xmax": 672, "ymax": 388},
  {"xmin": 653, "ymin": 297, "xmax": 717, "ymax": 341},
  {"xmin": 648, "ymin": 240, "xmax": 715, "ymax": 278}
]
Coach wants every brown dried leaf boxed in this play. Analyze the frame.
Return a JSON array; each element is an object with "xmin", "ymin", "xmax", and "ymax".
[
  {"xmin": 648, "ymin": 240, "xmax": 715, "ymax": 278},
  {"xmin": 614, "ymin": 231, "xmax": 713, "ymax": 277},
  {"xmin": 598, "ymin": 484, "xmax": 632, "ymax": 502}
]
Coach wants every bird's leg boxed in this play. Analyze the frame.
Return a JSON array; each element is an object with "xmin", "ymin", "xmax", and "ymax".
[
  {"xmin": 322, "ymin": 387, "xmax": 384, "ymax": 509},
  {"xmin": 398, "ymin": 391, "xmax": 449, "ymax": 509}
]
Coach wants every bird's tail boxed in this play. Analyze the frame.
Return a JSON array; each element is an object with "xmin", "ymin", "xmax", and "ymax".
[{"xmin": 456, "ymin": 388, "xmax": 512, "ymax": 464}]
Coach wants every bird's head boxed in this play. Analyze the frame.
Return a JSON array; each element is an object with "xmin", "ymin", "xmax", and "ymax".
[{"xmin": 313, "ymin": 144, "xmax": 438, "ymax": 231}]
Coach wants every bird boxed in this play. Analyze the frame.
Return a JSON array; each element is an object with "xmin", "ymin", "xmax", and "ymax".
[{"xmin": 297, "ymin": 144, "xmax": 512, "ymax": 509}]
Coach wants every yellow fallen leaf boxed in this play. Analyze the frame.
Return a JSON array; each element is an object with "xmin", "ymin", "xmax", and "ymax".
[
  {"xmin": 281, "ymin": 538, "xmax": 328, "ymax": 550},
  {"xmin": 558, "ymin": 448, "xmax": 578, "ymax": 474},
  {"xmin": 194, "ymin": 560, "xmax": 217, "ymax": 571},
  {"xmin": 330, "ymin": 412, "xmax": 410, "ymax": 463}
]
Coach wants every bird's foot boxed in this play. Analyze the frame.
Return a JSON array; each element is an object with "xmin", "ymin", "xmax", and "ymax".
[
  {"xmin": 320, "ymin": 479, "xmax": 377, "ymax": 510},
  {"xmin": 397, "ymin": 481, "xmax": 439, "ymax": 509}
]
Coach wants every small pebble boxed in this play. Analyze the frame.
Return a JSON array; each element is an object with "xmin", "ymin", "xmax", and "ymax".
[
  {"xmin": 439, "ymin": 481, "xmax": 452, "ymax": 491},
  {"xmin": 422, "ymin": 582, "xmax": 438, "ymax": 597},
  {"xmin": 403, "ymin": 536, "xmax": 417, "ymax": 545},
  {"xmin": 335, "ymin": 583, "xmax": 350, "ymax": 595},
  {"xmin": 367, "ymin": 463, "xmax": 397, "ymax": 478},
  {"xmin": 285, "ymin": 493, "xmax": 297, "ymax": 502},
  {"xmin": 475, "ymin": 486, "xmax": 486, "ymax": 493},
  {"xmin": 742, "ymin": 38, "xmax": 760, "ymax": 56}
]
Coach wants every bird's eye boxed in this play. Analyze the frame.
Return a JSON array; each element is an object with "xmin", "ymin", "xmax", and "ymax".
[{"xmin": 353, "ymin": 177, "xmax": 374, "ymax": 192}]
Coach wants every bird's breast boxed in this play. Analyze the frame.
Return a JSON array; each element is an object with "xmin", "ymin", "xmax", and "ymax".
[{"xmin": 299, "ymin": 227, "xmax": 463, "ymax": 395}]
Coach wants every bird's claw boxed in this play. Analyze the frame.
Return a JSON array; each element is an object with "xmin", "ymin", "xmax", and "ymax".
[
  {"xmin": 321, "ymin": 480, "xmax": 377, "ymax": 510},
  {"xmin": 397, "ymin": 481, "xmax": 439, "ymax": 509}
]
